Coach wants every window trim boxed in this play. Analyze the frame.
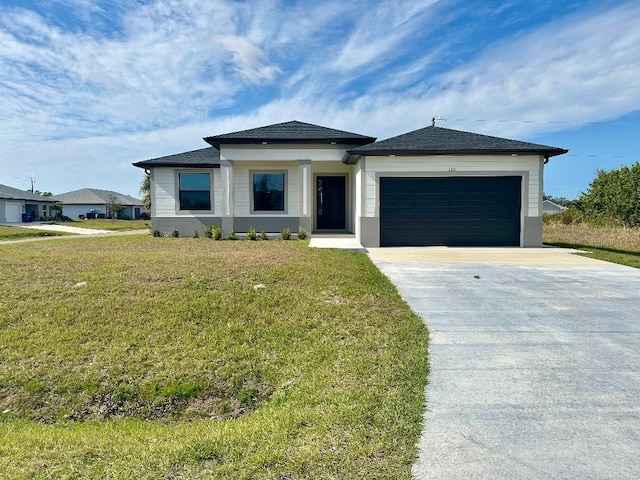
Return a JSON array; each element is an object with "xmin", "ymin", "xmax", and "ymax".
[
  {"xmin": 250, "ymin": 170, "xmax": 288, "ymax": 214},
  {"xmin": 175, "ymin": 170, "xmax": 214, "ymax": 213}
]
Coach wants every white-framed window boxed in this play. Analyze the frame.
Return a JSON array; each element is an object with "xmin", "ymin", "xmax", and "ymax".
[
  {"xmin": 178, "ymin": 172, "xmax": 211, "ymax": 211},
  {"xmin": 251, "ymin": 171, "xmax": 286, "ymax": 213}
]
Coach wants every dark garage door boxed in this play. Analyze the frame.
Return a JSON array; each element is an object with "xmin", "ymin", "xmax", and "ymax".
[{"xmin": 380, "ymin": 176, "xmax": 521, "ymax": 247}]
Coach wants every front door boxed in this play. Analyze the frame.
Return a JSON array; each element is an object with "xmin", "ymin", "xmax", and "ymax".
[{"xmin": 316, "ymin": 176, "xmax": 346, "ymax": 230}]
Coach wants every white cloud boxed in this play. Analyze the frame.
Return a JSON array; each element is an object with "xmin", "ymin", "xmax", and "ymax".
[{"xmin": 215, "ymin": 35, "xmax": 280, "ymax": 83}]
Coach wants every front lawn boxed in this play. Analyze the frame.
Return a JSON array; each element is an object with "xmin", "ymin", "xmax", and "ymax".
[
  {"xmin": 544, "ymin": 221, "xmax": 640, "ymax": 268},
  {"xmin": 55, "ymin": 218, "xmax": 149, "ymax": 231},
  {"xmin": 0, "ymin": 225, "xmax": 69, "ymax": 240},
  {"xmin": 0, "ymin": 236, "xmax": 429, "ymax": 479}
]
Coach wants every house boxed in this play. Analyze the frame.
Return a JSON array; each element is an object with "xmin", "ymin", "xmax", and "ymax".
[
  {"xmin": 53, "ymin": 188, "xmax": 144, "ymax": 220},
  {"xmin": 543, "ymin": 199, "xmax": 568, "ymax": 214},
  {"xmin": 133, "ymin": 120, "xmax": 568, "ymax": 247},
  {"xmin": 0, "ymin": 183, "xmax": 56, "ymax": 223}
]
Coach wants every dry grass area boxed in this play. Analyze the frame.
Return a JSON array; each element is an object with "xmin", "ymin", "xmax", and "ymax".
[{"xmin": 543, "ymin": 223, "xmax": 640, "ymax": 251}]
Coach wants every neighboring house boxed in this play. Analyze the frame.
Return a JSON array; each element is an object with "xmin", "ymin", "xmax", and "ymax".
[
  {"xmin": 53, "ymin": 188, "xmax": 144, "ymax": 220},
  {"xmin": 0, "ymin": 183, "xmax": 56, "ymax": 223},
  {"xmin": 133, "ymin": 120, "xmax": 568, "ymax": 247},
  {"xmin": 543, "ymin": 199, "xmax": 568, "ymax": 214}
]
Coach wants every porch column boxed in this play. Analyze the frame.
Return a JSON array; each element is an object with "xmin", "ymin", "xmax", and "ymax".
[
  {"xmin": 299, "ymin": 159, "xmax": 312, "ymax": 234},
  {"xmin": 220, "ymin": 159, "xmax": 234, "ymax": 235}
]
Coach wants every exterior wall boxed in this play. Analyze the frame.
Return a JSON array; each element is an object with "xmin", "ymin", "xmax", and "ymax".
[
  {"xmin": 153, "ymin": 216, "xmax": 223, "ymax": 236},
  {"xmin": 357, "ymin": 154, "xmax": 544, "ymax": 247},
  {"xmin": 63, "ymin": 204, "xmax": 106, "ymax": 219},
  {"xmin": 220, "ymin": 145, "xmax": 347, "ymax": 162},
  {"xmin": 152, "ymin": 167, "xmax": 222, "ymax": 217},
  {"xmin": 149, "ymin": 145, "xmax": 356, "ymax": 237}
]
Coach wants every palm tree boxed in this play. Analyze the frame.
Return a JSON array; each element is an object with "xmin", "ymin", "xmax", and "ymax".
[{"xmin": 140, "ymin": 174, "xmax": 151, "ymax": 212}]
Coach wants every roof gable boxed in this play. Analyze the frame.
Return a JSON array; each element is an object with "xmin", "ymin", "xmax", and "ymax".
[
  {"xmin": 344, "ymin": 126, "xmax": 568, "ymax": 163},
  {"xmin": 53, "ymin": 188, "xmax": 142, "ymax": 206},
  {"xmin": 133, "ymin": 147, "xmax": 220, "ymax": 168},
  {"xmin": 204, "ymin": 120, "xmax": 376, "ymax": 146}
]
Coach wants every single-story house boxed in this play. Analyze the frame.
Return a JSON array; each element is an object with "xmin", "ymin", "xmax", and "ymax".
[
  {"xmin": 543, "ymin": 199, "xmax": 568, "ymax": 214},
  {"xmin": 0, "ymin": 183, "xmax": 56, "ymax": 223},
  {"xmin": 133, "ymin": 120, "xmax": 568, "ymax": 247},
  {"xmin": 53, "ymin": 188, "xmax": 144, "ymax": 220}
]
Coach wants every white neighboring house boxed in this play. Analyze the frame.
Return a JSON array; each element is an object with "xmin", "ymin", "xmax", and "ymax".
[
  {"xmin": 543, "ymin": 199, "xmax": 569, "ymax": 214},
  {"xmin": 133, "ymin": 120, "xmax": 568, "ymax": 247},
  {"xmin": 0, "ymin": 183, "xmax": 56, "ymax": 223},
  {"xmin": 53, "ymin": 188, "xmax": 144, "ymax": 220}
]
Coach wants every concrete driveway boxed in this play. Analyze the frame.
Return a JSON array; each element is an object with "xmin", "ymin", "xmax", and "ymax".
[{"xmin": 368, "ymin": 247, "xmax": 640, "ymax": 480}]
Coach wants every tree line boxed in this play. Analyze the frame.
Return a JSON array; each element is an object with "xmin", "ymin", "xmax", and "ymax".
[{"xmin": 550, "ymin": 162, "xmax": 640, "ymax": 227}]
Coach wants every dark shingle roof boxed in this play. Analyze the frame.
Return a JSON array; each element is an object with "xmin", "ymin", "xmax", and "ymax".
[
  {"xmin": 53, "ymin": 188, "xmax": 142, "ymax": 206},
  {"xmin": 132, "ymin": 147, "xmax": 220, "ymax": 168},
  {"xmin": 204, "ymin": 120, "xmax": 376, "ymax": 146},
  {"xmin": 343, "ymin": 126, "xmax": 568, "ymax": 163},
  {"xmin": 0, "ymin": 183, "xmax": 54, "ymax": 201}
]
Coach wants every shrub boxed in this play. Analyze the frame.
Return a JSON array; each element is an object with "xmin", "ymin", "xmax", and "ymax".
[
  {"xmin": 152, "ymin": 229, "xmax": 162, "ymax": 237},
  {"xmin": 259, "ymin": 230, "xmax": 268, "ymax": 241},
  {"xmin": 297, "ymin": 229, "xmax": 307, "ymax": 240},
  {"xmin": 192, "ymin": 230, "xmax": 200, "ymax": 238},
  {"xmin": 543, "ymin": 208, "xmax": 584, "ymax": 226},
  {"xmin": 246, "ymin": 227, "xmax": 257, "ymax": 241},
  {"xmin": 204, "ymin": 225, "xmax": 214, "ymax": 239},
  {"xmin": 212, "ymin": 226, "xmax": 222, "ymax": 240},
  {"xmin": 227, "ymin": 229, "xmax": 237, "ymax": 240},
  {"xmin": 171, "ymin": 229, "xmax": 180, "ymax": 238},
  {"xmin": 280, "ymin": 228, "xmax": 291, "ymax": 240}
]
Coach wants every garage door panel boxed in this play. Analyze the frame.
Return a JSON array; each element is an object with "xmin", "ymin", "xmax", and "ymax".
[{"xmin": 380, "ymin": 177, "xmax": 521, "ymax": 247}]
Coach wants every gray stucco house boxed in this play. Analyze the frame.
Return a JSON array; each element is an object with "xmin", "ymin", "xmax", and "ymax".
[
  {"xmin": 543, "ymin": 199, "xmax": 568, "ymax": 214},
  {"xmin": 53, "ymin": 188, "xmax": 144, "ymax": 220},
  {"xmin": 133, "ymin": 120, "xmax": 567, "ymax": 247},
  {"xmin": 0, "ymin": 183, "xmax": 56, "ymax": 223}
]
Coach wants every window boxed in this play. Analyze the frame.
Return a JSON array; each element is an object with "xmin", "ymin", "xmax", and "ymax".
[
  {"xmin": 179, "ymin": 172, "xmax": 211, "ymax": 210},
  {"xmin": 253, "ymin": 172, "xmax": 285, "ymax": 211}
]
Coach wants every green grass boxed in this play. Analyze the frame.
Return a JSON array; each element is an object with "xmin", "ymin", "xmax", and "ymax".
[
  {"xmin": 0, "ymin": 236, "xmax": 429, "ymax": 478},
  {"xmin": 544, "ymin": 241, "xmax": 640, "ymax": 268},
  {"xmin": 0, "ymin": 225, "xmax": 69, "ymax": 240},
  {"xmin": 55, "ymin": 219, "xmax": 149, "ymax": 231}
]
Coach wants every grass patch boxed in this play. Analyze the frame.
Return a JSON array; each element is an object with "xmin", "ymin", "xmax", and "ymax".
[
  {"xmin": 0, "ymin": 236, "xmax": 428, "ymax": 478},
  {"xmin": 0, "ymin": 226, "xmax": 69, "ymax": 240},
  {"xmin": 544, "ymin": 221, "xmax": 640, "ymax": 268},
  {"xmin": 55, "ymin": 219, "xmax": 149, "ymax": 231}
]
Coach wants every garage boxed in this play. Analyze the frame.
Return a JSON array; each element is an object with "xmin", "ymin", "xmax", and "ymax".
[
  {"xmin": 4, "ymin": 202, "xmax": 22, "ymax": 223},
  {"xmin": 380, "ymin": 176, "xmax": 522, "ymax": 247}
]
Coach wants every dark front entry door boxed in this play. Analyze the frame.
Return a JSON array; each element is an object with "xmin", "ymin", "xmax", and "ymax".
[{"xmin": 317, "ymin": 176, "xmax": 346, "ymax": 230}]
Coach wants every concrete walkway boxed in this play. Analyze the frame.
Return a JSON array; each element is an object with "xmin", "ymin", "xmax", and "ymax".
[
  {"xmin": 16, "ymin": 223, "xmax": 112, "ymax": 235},
  {"xmin": 0, "ymin": 224, "xmax": 149, "ymax": 245},
  {"xmin": 308, "ymin": 234, "xmax": 366, "ymax": 252},
  {"xmin": 369, "ymin": 247, "xmax": 640, "ymax": 480}
]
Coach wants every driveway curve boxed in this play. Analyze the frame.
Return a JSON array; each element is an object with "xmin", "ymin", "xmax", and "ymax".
[{"xmin": 368, "ymin": 247, "xmax": 640, "ymax": 480}]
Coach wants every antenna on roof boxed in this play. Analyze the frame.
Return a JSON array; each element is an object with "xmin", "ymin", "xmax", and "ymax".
[{"xmin": 431, "ymin": 116, "xmax": 447, "ymax": 127}]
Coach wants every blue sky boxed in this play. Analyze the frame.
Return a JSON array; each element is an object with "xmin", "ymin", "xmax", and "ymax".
[{"xmin": 1, "ymin": 0, "xmax": 638, "ymax": 199}]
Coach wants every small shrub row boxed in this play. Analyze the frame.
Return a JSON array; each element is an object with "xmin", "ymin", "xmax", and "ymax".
[{"xmin": 152, "ymin": 226, "xmax": 308, "ymax": 240}]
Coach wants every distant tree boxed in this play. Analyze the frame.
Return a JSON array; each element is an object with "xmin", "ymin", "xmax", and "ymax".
[
  {"xmin": 140, "ymin": 174, "xmax": 151, "ymax": 212},
  {"xmin": 107, "ymin": 194, "xmax": 124, "ymax": 219},
  {"xmin": 575, "ymin": 162, "xmax": 640, "ymax": 227},
  {"xmin": 51, "ymin": 201, "xmax": 64, "ymax": 219},
  {"xmin": 33, "ymin": 190, "xmax": 53, "ymax": 197}
]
